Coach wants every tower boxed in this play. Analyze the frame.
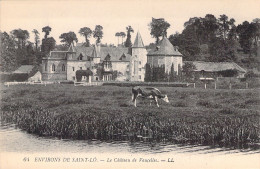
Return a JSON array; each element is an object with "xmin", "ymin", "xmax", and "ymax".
[{"xmin": 130, "ymin": 31, "xmax": 147, "ymax": 81}]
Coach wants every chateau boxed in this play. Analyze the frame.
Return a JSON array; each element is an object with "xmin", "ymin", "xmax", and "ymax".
[{"xmin": 42, "ymin": 32, "xmax": 183, "ymax": 81}]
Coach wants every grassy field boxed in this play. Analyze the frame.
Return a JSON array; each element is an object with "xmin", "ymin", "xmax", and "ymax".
[{"xmin": 0, "ymin": 84, "xmax": 259, "ymax": 149}]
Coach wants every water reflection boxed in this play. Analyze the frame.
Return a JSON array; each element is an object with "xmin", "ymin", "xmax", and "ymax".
[{"xmin": 1, "ymin": 121, "xmax": 259, "ymax": 155}]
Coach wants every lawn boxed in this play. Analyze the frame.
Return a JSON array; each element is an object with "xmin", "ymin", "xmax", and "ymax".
[{"xmin": 0, "ymin": 84, "xmax": 259, "ymax": 149}]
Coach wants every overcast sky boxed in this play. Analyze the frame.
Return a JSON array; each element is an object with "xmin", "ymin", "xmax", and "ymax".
[{"xmin": 0, "ymin": 0, "xmax": 259, "ymax": 46}]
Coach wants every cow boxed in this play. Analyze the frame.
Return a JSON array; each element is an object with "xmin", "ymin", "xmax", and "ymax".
[{"xmin": 132, "ymin": 86, "xmax": 169, "ymax": 107}]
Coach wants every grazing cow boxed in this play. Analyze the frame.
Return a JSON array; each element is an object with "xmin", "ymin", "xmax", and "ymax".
[{"xmin": 132, "ymin": 86, "xmax": 169, "ymax": 107}]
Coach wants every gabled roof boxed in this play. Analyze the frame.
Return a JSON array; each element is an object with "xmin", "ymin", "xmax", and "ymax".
[
  {"xmin": 49, "ymin": 51, "xmax": 67, "ymax": 59},
  {"xmin": 133, "ymin": 31, "xmax": 144, "ymax": 48},
  {"xmin": 71, "ymin": 46, "xmax": 131, "ymax": 62},
  {"xmin": 147, "ymin": 37, "xmax": 182, "ymax": 56},
  {"xmin": 185, "ymin": 61, "xmax": 246, "ymax": 72},
  {"xmin": 13, "ymin": 65, "xmax": 34, "ymax": 74}
]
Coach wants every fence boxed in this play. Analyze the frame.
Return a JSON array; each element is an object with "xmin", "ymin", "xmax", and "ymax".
[
  {"xmin": 74, "ymin": 82, "xmax": 103, "ymax": 86},
  {"xmin": 4, "ymin": 81, "xmax": 60, "ymax": 87}
]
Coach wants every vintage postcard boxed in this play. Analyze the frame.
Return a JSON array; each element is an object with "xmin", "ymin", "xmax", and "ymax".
[{"xmin": 0, "ymin": 0, "xmax": 259, "ymax": 168}]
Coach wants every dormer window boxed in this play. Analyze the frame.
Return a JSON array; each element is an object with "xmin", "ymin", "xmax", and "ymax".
[
  {"xmin": 105, "ymin": 54, "xmax": 111, "ymax": 61},
  {"xmin": 62, "ymin": 64, "xmax": 65, "ymax": 71},
  {"xmin": 52, "ymin": 64, "xmax": 55, "ymax": 72},
  {"xmin": 78, "ymin": 54, "xmax": 83, "ymax": 60},
  {"xmin": 120, "ymin": 54, "xmax": 126, "ymax": 61}
]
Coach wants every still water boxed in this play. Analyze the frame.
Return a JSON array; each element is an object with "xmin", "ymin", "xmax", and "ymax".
[{"xmin": 0, "ymin": 121, "xmax": 259, "ymax": 155}]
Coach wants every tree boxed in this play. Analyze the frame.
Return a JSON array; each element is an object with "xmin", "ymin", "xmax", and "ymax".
[
  {"xmin": 59, "ymin": 31, "xmax": 78, "ymax": 46},
  {"xmin": 0, "ymin": 32, "xmax": 18, "ymax": 71},
  {"xmin": 32, "ymin": 29, "xmax": 40, "ymax": 51},
  {"xmin": 120, "ymin": 32, "xmax": 126, "ymax": 46},
  {"xmin": 125, "ymin": 26, "xmax": 134, "ymax": 47},
  {"xmin": 79, "ymin": 27, "xmax": 92, "ymax": 47},
  {"xmin": 42, "ymin": 26, "xmax": 52, "ymax": 39},
  {"xmin": 148, "ymin": 18, "xmax": 170, "ymax": 44},
  {"xmin": 11, "ymin": 29, "xmax": 29, "ymax": 49},
  {"xmin": 115, "ymin": 32, "xmax": 121, "ymax": 46},
  {"xmin": 218, "ymin": 14, "xmax": 235, "ymax": 41},
  {"xmin": 144, "ymin": 63, "xmax": 152, "ymax": 82},
  {"xmin": 41, "ymin": 37, "xmax": 56, "ymax": 54},
  {"xmin": 169, "ymin": 63, "xmax": 175, "ymax": 82},
  {"xmin": 93, "ymin": 25, "xmax": 103, "ymax": 43},
  {"xmin": 182, "ymin": 62, "xmax": 196, "ymax": 80}
]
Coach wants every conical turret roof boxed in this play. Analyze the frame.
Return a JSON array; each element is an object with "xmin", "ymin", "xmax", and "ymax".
[
  {"xmin": 133, "ymin": 31, "xmax": 144, "ymax": 48},
  {"xmin": 147, "ymin": 37, "xmax": 182, "ymax": 56}
]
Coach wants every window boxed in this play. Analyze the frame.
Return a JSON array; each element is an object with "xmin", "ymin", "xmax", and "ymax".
[
  {"xmin": 78, "ymin": 54, "xmax": 83, "ymax": 60},
  {"xmin": 80, "ymin": 67, "xmax": 82, "ymax": 70},
  {"xmin": 139, "ymin": 75, "xmax": 141, "ymax": 79},
  {"xmin": 139, "ymin": 61, "xmax": 141, "ymax": 65},
  {"xmin": 52, "ymin": 64, "xmax": 55, "ymax": 71},
  {"xmin": 72, "ymin": 76, "xmax": 75, "ymax": 80},
  {"xmin": 45, "ymin": 63, "xmax": 47, "ymax": 71},
  {"xmin": 139, "ymin": 68, "xmax": 142, "ymax": 71},
  {"xmin": 72, "ymin": 67, "xmax": 75, "ymax": 71},
  {"xmin": 62, "ymin": 64, "xmax": 65, "ymax": 71}
]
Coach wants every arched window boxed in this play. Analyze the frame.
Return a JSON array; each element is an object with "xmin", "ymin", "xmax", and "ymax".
[
  {"xmin": 45, "ymin": 63, "xmax": 47, "ymax": 71},
  {"xmin": 52, "ymin": 64, "xmax": 55, "ymax": 71},
  {"xmin": 62, "ymin": 64, "xmax": 65, "ymax": 71}
]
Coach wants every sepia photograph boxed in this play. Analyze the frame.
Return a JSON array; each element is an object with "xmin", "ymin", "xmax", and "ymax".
[{"xmin": 0, "ymin": 0, "xmax": 259, "ymax": 168}]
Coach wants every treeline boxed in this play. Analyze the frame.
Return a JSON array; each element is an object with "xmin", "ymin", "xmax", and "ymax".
[
  {"xmin": 167, "ymin": 15, "xmax": 260, "ymax": 69},
  {"xmin": 0, "ymin": 24, "xmax": 136, "ymax": 72}
]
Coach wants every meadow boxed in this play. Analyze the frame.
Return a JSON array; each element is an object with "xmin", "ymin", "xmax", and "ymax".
[{"xmin": 0, "ymin": 84, "xmax": 259, "ymax": 149}]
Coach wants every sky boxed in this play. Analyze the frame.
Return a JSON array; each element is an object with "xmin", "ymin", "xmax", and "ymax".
[{"xmin": 0, "ymin": 0, "xmax": 259, "ymax": 46}]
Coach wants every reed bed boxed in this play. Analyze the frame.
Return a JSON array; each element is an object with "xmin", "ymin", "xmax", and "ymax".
[{"xmin": 0, "ymin": 84, "xmax": 259, "ymax": 149}]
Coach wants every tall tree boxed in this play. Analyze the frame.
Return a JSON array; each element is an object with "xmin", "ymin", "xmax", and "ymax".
[
  {"xmin": 11, "ymin": 29, "xmax": 29, "ymax": 49},
  {"xmin": 125, "ymin": 26, "xmax": 134, "ymax": 47},
  {"xmin": 41, "ymin": 37, "xmax": 56, "ymax": 54},
  {"xmin": 149, "ymin": 18, "xmax": 170, "ymax": 44},
  {"xmin": 32, "ymin": 29, "xmax": 40, "ymax": 51},
  {"xmin": 59, "ymin": 31, "xmax": 78, "ymax": 46},
  {"xmin": 0, "ymin": 32, "xmax": 18, "ymax": 71},
  {"xmin": 42, "ymin": 26, "xmax": 52, "ymax": 39},
  {"xmin": 120, "ymin": 32, "xmax": 126, "ymax": 46},
  {"xmin": 93, "ymin": 25, "xmax": 103, "ymax": 43},
  {"xmin": 79, "ymin": 27, "xmax": 92, "ymax": 47},
  {"xmin": 218, "ymin": 14, "xmax": 235, "ymax": 41}
]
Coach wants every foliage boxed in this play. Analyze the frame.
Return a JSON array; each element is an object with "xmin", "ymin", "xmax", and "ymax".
[
  {"xmin": 79, "ymin": 27, "xmax": 92, "ymax": 47},
  {"xmin": 42, "ymin": 26, "xmax": 52, "ymax": 39},
  {"xmin": 11, "ymin": 29, "xmax": 30, "ymax": 49},
  {"xmin": 125, "ymin": 26, "xmax": 134, "ymax": 47},
  {"xmin": 59, "ymin": 31, "xmax": 78, "ymax": 46},
  {"xmin": 41, "ymin": 37, "xmax": 56, "ymax": 54},
  {"xmin": 75, "ymin": 69, "xmax": 93, "ymax": 82},
  {"xmin": 0, "ymin": 32, "xmax": 18, "ymax": 71},
  {"xmin": 182, "ymin": 62, "xmax": 196, "ymax": 80},
  {"xmin": 32, "ymin": 29, "xmax": 40, "ymax": 51},
  {"xmin": 93, "ymin": 25, "xmax": 103, "ymax": 43},
  {"xmin": 149, "ymin": 18, "xmax": 170, "ymax": 44},
  {"xmin": 144, "ymin": 63, "xmax": 152, "ymax": 82},
  {"xmin": 217, "ymin": 69, "xmax": 238, "ymax": 77}
]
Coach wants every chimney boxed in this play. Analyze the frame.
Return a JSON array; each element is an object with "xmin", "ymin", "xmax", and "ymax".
[{"xmin": 96, "ymin": 43, "xmax": 101, "ymax": 53}]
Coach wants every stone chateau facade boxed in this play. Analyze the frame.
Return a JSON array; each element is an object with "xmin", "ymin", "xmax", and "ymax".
[{"xmin": 42, "ymin": 32, "xmax": 183, "ymax": 82}]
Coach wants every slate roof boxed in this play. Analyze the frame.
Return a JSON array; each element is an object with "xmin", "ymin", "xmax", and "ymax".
[
  {"xmin": 69, "ymin": 46, "xmax": 131, "ymax": 62},
  {"xmin": 48, "ymin": 51, "xmax": 67, "ymax": 59},
  {"xmin": 133, "ymin": 32, "xmax": 144, "ymax": 48},
  {"xmin": 13, "ymin": 65, "xmax": 34, "ymax": 74},
  {"xmin": 147, "ymin": 37, "xmax": 182, "ymax": 56},
  {"xmin": 185, "ymin": 61, "xmax": 246, "ymax": 72}
]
